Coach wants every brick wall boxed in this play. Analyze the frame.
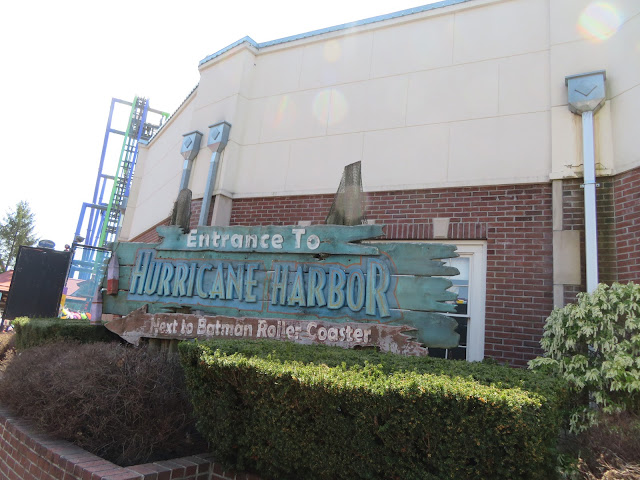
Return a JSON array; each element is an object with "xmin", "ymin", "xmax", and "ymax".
[
  {"xmin": 562, "ymin": 165, "xmax": 640, "ymax": 301},
  {"xmin": 126, "ymin": 166, "xmax": 639, "ymax": 366},
  {"xmin": 231, "ymin": 184, "xmax": 554, "ymax": 367},
  {"xmin": 230, "ymin": 194, "xmax": 334, "ymax": 226},
  {"xmin": 562, "ymin": 177, "xmax": 617, "ymax": 290},
  {"xmin": 132, "ymin": 217, "xmax": 170, "ymax": 243},
  {"xmin": 0, "ymin": 407, "xmax": 260, "ymax": 480},
  {"xmin": 613, "ymin": 167, "xmax": 640, "ymax": 283}
]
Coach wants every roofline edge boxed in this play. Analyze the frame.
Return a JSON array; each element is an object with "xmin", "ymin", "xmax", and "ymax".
[{"xmin": 198, "ymin": 0, "xmax": 476, "ymax": 67}]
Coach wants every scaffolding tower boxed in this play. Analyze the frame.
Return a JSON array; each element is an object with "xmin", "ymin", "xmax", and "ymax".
[
  {"xmin": 69, "ymin": 97, "xmax": 168, "ymax": 288},
  {"xmin": 76, "ymin": 97, "xmax": 168, "ymax": 251}
]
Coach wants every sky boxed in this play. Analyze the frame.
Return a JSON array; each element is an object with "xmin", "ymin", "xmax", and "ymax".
[{"xmin": 0, "ymin": 0, "xmax": 440, "ymax": 251}]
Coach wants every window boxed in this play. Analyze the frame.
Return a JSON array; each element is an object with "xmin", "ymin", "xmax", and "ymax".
[
  {"xmin": 366, "ymin": 239, "xmax": 487, "ymax": 361},
  {"xmin": 428, "ymin": 241, "xmax": 486, "ymax": 362}
]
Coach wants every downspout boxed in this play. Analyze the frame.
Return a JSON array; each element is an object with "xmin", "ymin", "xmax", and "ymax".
[
  {"xmin": 179, "ymin": 131, "xmax": 203, "ymax": 192},
  {"xmin": 199, "ymin": 122, "xmax": 231, "ymax": 226},
  {"xmin": 565, "ymin": 71, "xmax": 606, "ymax": 293}
]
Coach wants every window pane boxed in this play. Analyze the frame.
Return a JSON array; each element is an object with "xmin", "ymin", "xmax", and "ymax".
[
  {"xmin": 428, "ymin": 317, "xmax": 469, "ymax": 360},
  {"xmin": 453, "ymin": 317, "xmax": 468, "ymax": 346},
  {"xmin": 449, "ymin": 257, "xmax": 469, "ymax": 281},
  {"xmin": 429, "ymin": 348, "xmax": 447, "ymax": 359},
  {"xmin": 449, "ymin": 347, "xmax": 467, "ymax": 360}
]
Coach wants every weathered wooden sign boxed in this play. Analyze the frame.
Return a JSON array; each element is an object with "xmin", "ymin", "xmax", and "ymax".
[
  {"xmin": 103, "ymin": 224, "xmax": 461, "ymax": 354},
  {"xmin": 106, "ymin": 305, "xmax": 438, "ymax": 355}
]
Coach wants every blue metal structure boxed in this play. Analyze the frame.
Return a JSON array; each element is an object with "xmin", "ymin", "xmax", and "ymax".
[
  {"xmin": 70, "ymin": 97, "xmax": 168, "ymax": 284},
  {"xmin": 75, "ymin": 98, "xmax": 168, "ymax": 251}
]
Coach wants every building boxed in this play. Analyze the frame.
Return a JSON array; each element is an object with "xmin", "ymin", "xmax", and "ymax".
[
  {"xmin": 0, "ymin": 271, "xmax": 12, "ymax": 318},
  {"xmin": 117, "ymin": 0, "xmax": 640, "ymax": 366}
]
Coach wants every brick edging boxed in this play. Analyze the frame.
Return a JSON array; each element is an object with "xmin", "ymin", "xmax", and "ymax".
[{"xmin": 0, "ymin": 406, "xmax": 261, "ymax": 480}]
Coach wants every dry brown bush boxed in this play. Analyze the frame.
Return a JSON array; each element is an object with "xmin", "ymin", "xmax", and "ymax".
[
  {"xmin": 576, "ymin": 412, "xmax": 640, "ymax": 479},
  {"xmin": 0, "ymin": 341, "xmax": 207, "ymax": 466},
  {"xmin": 0, "ymin": 332, "xmax": 15, "ymax": 372}
]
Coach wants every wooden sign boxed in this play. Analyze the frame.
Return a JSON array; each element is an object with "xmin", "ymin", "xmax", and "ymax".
[
  {"xmin": 107, "ymin": 305, "xmax": 434, "ymax": 356},
  {"xmin": 103, "ymin": 225, "xmax": 461, "ymax": 353}
]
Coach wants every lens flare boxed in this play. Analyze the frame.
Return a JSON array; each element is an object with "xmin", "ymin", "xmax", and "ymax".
[
  {"xmin": 274, "ymin": 95, "xmax": 295, "ymax": 127},
  {"xmin": 312, "ymin": 89, "xmax": 349, "ymax": 127},
  {"xmin": 578, "ymin": 2, "xmax": 622, "ymax": 41},
  {"xmin": 328, "ymin": 89, "xmax": 348, "ymax": 126},
  {"xmin": 312, "ymin": 90, "xmax": 331, "ymax": 124}
]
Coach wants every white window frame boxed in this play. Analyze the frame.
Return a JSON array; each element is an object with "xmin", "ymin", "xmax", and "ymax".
[
  {"xmin": 368, "ymin": 239, "xmax": 487, "ymax": 361},
  {"xmin": 431, "ymin": 240, "xmax": 487, "ymax": 362}
]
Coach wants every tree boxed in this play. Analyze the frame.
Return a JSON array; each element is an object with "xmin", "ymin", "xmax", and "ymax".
[{"xmin": 0, "ymin": 201, "xmax": 38, "ymax": 273}]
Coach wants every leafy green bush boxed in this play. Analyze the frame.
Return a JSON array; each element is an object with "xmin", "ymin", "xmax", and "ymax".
[
  {"xmin": 530, "ymin": 282, "xmax": 640, "ymax": 432},
  {"xmin": 180, "ymin": 339, "xmax": 569, "ymax": 480},
  {"xmin": 12, "ymin": 316, "xmax": 122, "ymax": 349}
]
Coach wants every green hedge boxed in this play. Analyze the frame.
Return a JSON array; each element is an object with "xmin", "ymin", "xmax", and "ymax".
[
  {"xmin": 12, "ymin": 317, "xmax": 123, "ymax": 349},
  {"xmin": 179, "ymin": 339, "xmax": 569, "ymax": 480}
]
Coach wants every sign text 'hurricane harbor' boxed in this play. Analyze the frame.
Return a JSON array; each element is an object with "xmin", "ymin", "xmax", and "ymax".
[{"xmin": 106, "ymin": 225, "xmax": 462, "ymax": 354}]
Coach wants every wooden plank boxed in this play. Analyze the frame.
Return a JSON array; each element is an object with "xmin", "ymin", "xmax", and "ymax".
[
  {"xmin": 376, "ymin": 242, "xmax": 459, "ymax": 276},
  {"xmin": 116, "ymin": 243, "xmax": 459, "ymax": 277},
  {"xmin": 393, "ymin": 276, "xmax": 457, "ymax": 312},
  {"xmin": 119, "ymin": 255, "xmax": 454, "ymax": 317},
  {"xmin": 114, "ymin": 242, "xmax": 152, "ymax": 265},
  {"xmin": 106, "ymin": 306, "xmax": 430, "ymax": 355},
  {"xmin": 384, "ymin": 311, "xmax": 460, "ymax": 349},
  {"xmin": 104, "ymin": 288, "xmax": 456, "ymax": 329},
  {"xmin": 155, "ymin": 224, "xmax": 383, "ymax": 255}
]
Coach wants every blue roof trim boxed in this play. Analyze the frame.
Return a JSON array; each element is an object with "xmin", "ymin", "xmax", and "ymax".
[
  {"xmin": 199, "ymin": 36, "xmax": 258, "ymax": 66},
  {"xmin": 147, "ymin": 83, "xmax": 200, "ymax": 144},
  {"xmin": 199, "ymin": 0, "xmax": 475, "ymax": 67}
]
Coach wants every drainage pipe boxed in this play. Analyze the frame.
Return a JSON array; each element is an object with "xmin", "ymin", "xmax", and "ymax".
[
  {"xmin": 179, "ymin": 131, "xmax": 203, "ymax": 192},
  {"xmin": 565, "ymin": 71, "xmax": 606, "ymax": 293},
  {"xmin": 581, "ymin": 110, "xmax": 599, "ymax": 292},
  {"xmin": 199, "ymin": 122, "xmax": 231, "ymax": 226}
]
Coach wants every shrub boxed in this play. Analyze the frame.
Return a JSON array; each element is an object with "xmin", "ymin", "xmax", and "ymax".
[
  {"xmin": 12, "ymin": 316, "xmax": 122, "ymax": 349},
  {"xmin": 0, "ymin": 341, "xmax": 207, "ymax": 466},
  {"xmin": 575, "ymin": 412, "xmax": 640, "ymax": 479},
  {"xmin": 0, "ymin": 331, "xmax": 15, "ymax": 371},
  {"xmin": 530, "ymin": 282, "xmax": 640, "ymax": 432},
  {"xmin": 180, "ymin": 339, "xmax": 569, "ymax": 480}
]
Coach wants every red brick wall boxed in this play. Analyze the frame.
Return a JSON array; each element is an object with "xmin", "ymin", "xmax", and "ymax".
[
  {"xmin": 132, "ymin": 217, "xmax": 169, "ymax": 243},
  {"xmin": 230, "ymin": 194, "xmax": 334, "ymax": 226},
  {"xmin": 562, "ymin": 176, "xmax": 617, "ymax": 296},
  {"xmin": 561, "ymin": 166, "xmax": 640, "ymax": 302},
  {"xmin": 125, "ymin": 166, "xmax": 639, "ymax": 366},
  {"xmin": 614, "ymin": 167, "xmax": 640, "ymax": 283},
  {"xmin": 0, "ymin": 407, "xmax": 260, "ymax": 480},
  {"xmin": 230, "ymin": 184, "xmax": 554, "ymax": 367}
]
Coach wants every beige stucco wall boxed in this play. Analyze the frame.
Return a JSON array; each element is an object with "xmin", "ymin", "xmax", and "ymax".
[
  {"xmin": 120, "ymin": 0, "xmax": 640, "ymax": 240},
  {"xmin": 550, "ymin": 0, "xmax": 640, "ymax": 178}
]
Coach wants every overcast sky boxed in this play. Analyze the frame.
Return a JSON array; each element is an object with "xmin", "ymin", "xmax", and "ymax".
[{"xmin": 0, "ymin": 0, "xmax": 441, "ymax": 251}]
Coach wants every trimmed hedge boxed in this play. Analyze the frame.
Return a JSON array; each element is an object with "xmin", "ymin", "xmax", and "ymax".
[
  {"xmin": 12, "ymin": 317, "xmax": 122, "ymax": 349},
  {"xmin": 179, "ymin": 339, "xmax": 569, "ymax": 480}
]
